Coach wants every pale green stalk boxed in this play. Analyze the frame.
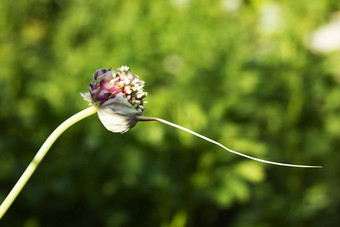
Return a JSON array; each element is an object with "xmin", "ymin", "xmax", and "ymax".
[{"xmin": 0, "ymin": 106, "xmax": 98, "ymax": 219}]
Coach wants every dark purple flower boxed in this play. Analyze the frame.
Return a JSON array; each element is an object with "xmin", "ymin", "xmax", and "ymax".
[{"xmin": 94, "ymin": 69, "xmax": 108, "ymax": 80}]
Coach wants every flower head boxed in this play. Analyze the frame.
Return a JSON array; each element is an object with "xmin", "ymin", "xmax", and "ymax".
[
  {"xmin": 82, "ymin": 66, "xmax": 147, "ymax": 113},
  {"xmin": 81, "ymin": 66, "xmax": 148, "ymax": 133}
]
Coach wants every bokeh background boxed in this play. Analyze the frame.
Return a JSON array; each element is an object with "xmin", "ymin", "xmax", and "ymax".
[{"xmin": 1, "ymin": 0, "xmax": 340, "ymax": 226}]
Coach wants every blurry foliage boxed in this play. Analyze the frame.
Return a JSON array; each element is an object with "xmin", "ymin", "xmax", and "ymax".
[{"xmin": 0, "ymin": 0, "xmax": 339, "ymax": 226}]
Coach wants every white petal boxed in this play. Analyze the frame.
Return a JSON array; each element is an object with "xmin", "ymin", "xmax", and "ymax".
[{"xmin": 97, "ymin": 94, "xmax": 142, "ymax": 133}]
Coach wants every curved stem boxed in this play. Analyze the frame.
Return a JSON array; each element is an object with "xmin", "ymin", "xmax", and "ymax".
[
  {"xmin": 0, "ymin": 106, "xmax": 98, "ymax": 219},
  {"xmin": 137, "ymin": 116, "xmax": 323, "ymax": 168}
]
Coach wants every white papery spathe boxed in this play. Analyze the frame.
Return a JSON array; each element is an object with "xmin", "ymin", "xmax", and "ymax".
[{"xmin": 97, "ymin": 94, "xmax": 142, "ymax": 133}]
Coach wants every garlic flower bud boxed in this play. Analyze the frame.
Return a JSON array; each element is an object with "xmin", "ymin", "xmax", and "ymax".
[{"xmin": 81, "ymin": 66, "xmax": 147, "ymax": 133}]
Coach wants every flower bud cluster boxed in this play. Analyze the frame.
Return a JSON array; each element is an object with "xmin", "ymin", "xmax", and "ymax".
[{"xmin": 82, "ymin": 66, "xmax": 147, "ymax": 113}]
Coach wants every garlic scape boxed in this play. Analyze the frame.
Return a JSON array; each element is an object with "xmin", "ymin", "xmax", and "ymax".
[{"xmin": 0, "ymin": 65, "xmax": 322, "ymax": 220}]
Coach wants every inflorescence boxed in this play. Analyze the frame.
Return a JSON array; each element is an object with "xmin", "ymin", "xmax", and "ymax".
[{"xmin": 82, "ymin": 66, "xmax": 147, "ymax": 113}]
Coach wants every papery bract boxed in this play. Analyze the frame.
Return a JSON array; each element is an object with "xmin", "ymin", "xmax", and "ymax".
[{"xmin": 97, "ymin": 94, "xmax": 142, "ymax": 133}]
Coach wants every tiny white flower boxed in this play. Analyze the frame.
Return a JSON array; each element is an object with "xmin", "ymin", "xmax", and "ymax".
[{"xmin": 119, "ymin": 65, "xmax": 130, "ymax": 72}]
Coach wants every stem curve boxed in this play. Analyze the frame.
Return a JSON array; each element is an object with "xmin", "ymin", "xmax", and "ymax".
[{"xmin": 0, "ymin": 106, "xmax": 98, "ymax": 219}]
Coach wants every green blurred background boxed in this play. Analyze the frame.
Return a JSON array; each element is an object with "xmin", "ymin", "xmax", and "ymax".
[{"xmin": 1, "ymin": 0, "xmax": 339, "ymax": 226}]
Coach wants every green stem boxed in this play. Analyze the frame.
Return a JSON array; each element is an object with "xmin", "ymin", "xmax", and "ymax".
[{"xmin": 0, "ymin": 106, "xmax": 98, "ymax": 219}]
